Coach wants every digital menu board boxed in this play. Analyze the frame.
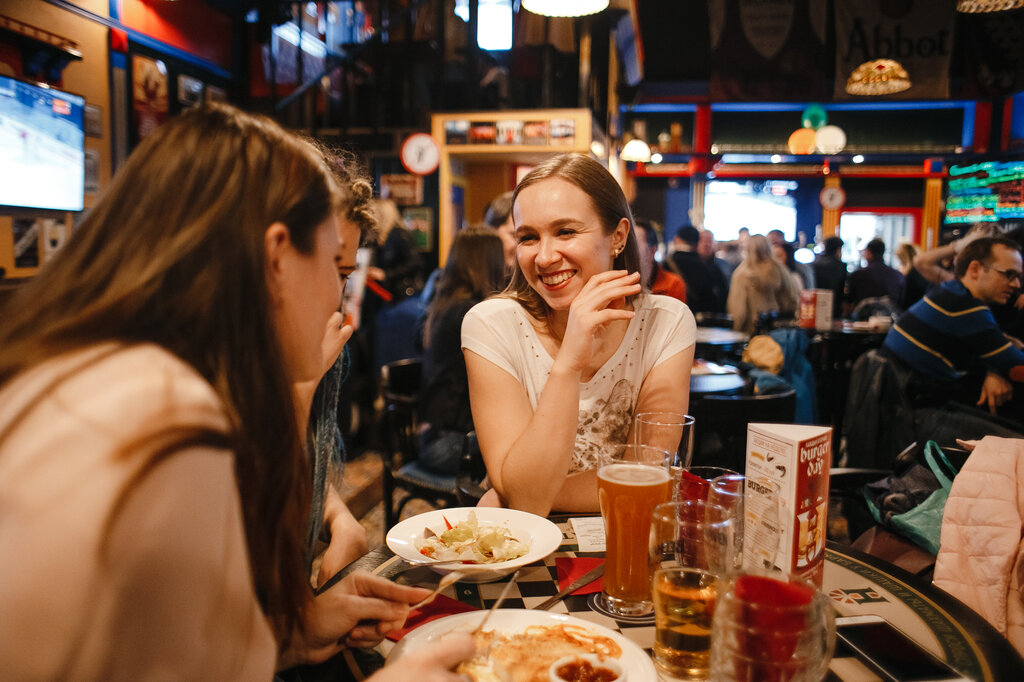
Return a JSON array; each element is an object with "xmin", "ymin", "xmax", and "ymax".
[{"xmin": 945, "ymin": 160, "xmax": 1024, "ymax": 225}]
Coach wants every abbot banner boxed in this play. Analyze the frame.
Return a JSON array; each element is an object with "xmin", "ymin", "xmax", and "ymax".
[
  {"xmin": 834, "ymin": 0, "xmax": 956, "ymax": 100},
  {"xmin": 708, "ymin": 0, "xmax": 828, "ymax": 101}
]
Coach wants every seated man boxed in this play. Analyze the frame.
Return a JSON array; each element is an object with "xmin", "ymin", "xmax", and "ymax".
[{"xmin": 883, "ymin": 236, "xmax": 1024, "ymax": 418}]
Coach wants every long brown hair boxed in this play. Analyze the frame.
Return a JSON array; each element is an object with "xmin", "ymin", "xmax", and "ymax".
[
  {"xmin": 0, "ymin": 103, "xmax": 340, "ymax": 644},
  {"xmin": 424, "ymin": 226, "xmax": 505, "ymax": 346},
  {"xmin": 505, "ymin": 153, "xmax": 642, "ymax": 320}
]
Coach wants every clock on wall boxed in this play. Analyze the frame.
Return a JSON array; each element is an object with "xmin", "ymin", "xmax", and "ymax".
[
  {"xmin": 819, "ymin": 186, "xmax": 847, "ymax": 210},
  {"xmin": 400, "ymin": 133, "xmax": 440, "ymax": 175}
]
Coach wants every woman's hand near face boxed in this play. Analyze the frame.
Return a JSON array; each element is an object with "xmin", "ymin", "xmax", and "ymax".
[
  {"xmin": 555, "ymin": 270, "xmax": 641, "ymax": 374},
  {"xmin": 292, "ymin": 312, "xmax": 353, "ymax": 429}
]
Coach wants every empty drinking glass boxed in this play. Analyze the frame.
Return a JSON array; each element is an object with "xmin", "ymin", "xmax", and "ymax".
[
  {"xmin": 634, "ymin": 412, "xmax": 695, "ymax": 472},
  {"xmin": 708, "ymin": 474, "xmax": 782, "ymax": 572}
]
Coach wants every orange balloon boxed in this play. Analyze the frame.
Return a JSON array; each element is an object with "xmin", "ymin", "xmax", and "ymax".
[{"xmin": 788, "ymin": 128, "xmax": 817, "ymax": 155}]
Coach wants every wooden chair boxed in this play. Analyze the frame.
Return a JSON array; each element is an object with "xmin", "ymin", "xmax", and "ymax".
[
  {"xmin": 379, "ymin": 359, "xmax": 459, "ymax": 530},
  {"xmin": 689, "ymin": 389, "xmax": 797, "ymax": 472}
]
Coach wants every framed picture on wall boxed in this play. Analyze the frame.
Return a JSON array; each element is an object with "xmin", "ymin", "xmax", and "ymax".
[
  {"xmin": 12, "ymin": 217, "xmax": 40, "ymax": 269},
  {"xmin": 380, "ymin": 174, "xmax": 423, "ymax": 205},
  {"xmin": 84, "ymin": 104, "xmax": 102, "ymax": 138},
  {"xmin": 178, "ymin": 74, "xmax": 204, "ymax": 107},
  {"xmin": 131, "ymin": 55, "xmax": 169, "ymax": 141},
  {"xmin": 402, "ymin": 207, "xmax": 433, "ymax": 252}
]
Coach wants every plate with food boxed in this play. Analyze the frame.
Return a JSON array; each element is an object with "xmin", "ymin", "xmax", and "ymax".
[
  {"xmin": 386, "ymin": 507, "xmax": 562, "ymax": 583},
  {"xmin": 389, "ymin": 609, "xmax": 655, "ymax": 681}
]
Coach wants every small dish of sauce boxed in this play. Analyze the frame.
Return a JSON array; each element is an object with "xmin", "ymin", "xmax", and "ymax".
[{"xmin": 548, "ymin": 653, "xmax": 624, "ymax": 682}]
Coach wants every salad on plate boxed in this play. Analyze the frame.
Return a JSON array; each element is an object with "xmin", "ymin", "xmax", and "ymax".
[{"xmin": 415, "ymin": 511, "xmax": 529, "ymax": 564}]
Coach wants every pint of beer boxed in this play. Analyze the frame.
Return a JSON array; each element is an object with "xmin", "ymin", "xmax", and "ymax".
[{"xmin": 596, "ymin": 444, "xmax": 671, "ymax": 617}]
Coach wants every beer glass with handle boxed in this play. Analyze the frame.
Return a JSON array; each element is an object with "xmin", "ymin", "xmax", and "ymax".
[
  {"xmin": 649, "ymin": 500, "xmax": 733, "ymax": 680},
  {"xmin": 596, "ymin": 444, "xmax": 672, "ymax": 617},
  {"xmin": 710, "ymin": 571, "xmax": 836, "ymax": 682}
]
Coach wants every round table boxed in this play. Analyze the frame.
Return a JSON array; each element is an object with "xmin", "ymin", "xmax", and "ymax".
[
  {"xmin": 306, "ymin": 520, "xmax": 1024, "ymax": 682},
  {"xmin": 694, "ymin": 327, "xmax": 749, "ymax": 363},
  {"xmin": 690, "ymin": 371, "xmax": 747, "ymax": 398}
]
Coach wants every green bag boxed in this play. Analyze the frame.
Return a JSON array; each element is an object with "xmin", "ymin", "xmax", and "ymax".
[{"xmin": 865, "ymin": 441, "xmax": 956, "ymax": 556}]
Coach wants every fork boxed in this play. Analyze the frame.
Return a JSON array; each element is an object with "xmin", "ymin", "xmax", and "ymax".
[
  {"xmin": 393, "ymin": 558, "xmax": 475, "ymax": 575},
  {"xmin": 471, "ymin": 569, "xmax": 521, "ymax": 636},
  {"xmin": 408, "ymin": 570, "xmax": 467, "ymax": 610}
]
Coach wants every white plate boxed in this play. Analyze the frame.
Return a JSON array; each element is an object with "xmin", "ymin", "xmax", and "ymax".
[
  {"xmin": 389, "ymin": 609, "xmax": 656, "ymax": 680},
  {"xmin": 385, "ymin": 507, "xmax": 562, "ymax": 583}
]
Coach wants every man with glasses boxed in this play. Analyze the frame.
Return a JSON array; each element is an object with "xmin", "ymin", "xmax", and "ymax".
[{"xmin": 883, "ymin": 236, "xmax": 1024, "ymax": 419}]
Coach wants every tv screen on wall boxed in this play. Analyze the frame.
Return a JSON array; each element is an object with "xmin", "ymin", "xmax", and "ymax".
[
  {"xmin": 945, "ymin": 160, "xmax": 1024, "ymax": 225},
  {"xmin": 0, "ymin": 74, "xmax": 85, "ymax": 212}
]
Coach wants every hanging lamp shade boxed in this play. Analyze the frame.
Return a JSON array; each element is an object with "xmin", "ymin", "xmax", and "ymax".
[
  {"xmin": 787, "ymin": 128, "xmax": 817, "ymax": 154},
  {"xmin": 521, "ymin": 0, "xmax": 609, "ymax": 17},
  {"xmin": 815, "ymin": 125, "xmax": 847, "ymax": 154},
  {"xmin": 620, "ymin": 138, "xmax": 652, "ymax": 162},
  {"xmin": 845, "ymin": 59, "xmax": 911, "ymax": 96},
  {"xmin": 957, "ymin": 0, "xmax": 1024, "ymax": 12}
]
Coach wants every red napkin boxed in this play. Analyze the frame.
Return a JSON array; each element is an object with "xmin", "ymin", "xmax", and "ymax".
[
  {"xmin": 555, "ymin": 557, "xmax": 605, "ymax": 595},
  {"xmin": 678, "ymin": 470, "xmax": 711, "ymax": 502},
  {"xmin": 385, "ymin": 594, "xmax": 478, "ymax": 642}
]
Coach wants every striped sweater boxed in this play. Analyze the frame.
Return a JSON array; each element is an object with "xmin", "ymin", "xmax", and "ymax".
[{"xmin": 882, "ymin": 279, "xmax": 1024, "ymax": 382}]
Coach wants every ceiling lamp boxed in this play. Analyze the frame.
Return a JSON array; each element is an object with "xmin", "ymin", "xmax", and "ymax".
[
  {"xmin": 815, "ymin": 125, "xmax": 847, "ymax": 154},
  {"xmin": 956, "ymin": 0, "xmax": 1024, "ymax": 12},
  {"xmin": 521, "ymin": 0, "xmax": 609, "ymax": 17},
  {"xmin": 621, "ymin": 138, "xmax": 652, "ymax": 163},
  {"xmin": 846, "ymin": 59, "xmax": 911, "ymax": 96}
]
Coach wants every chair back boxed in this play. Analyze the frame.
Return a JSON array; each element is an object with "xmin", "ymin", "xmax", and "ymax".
[
  {"xmin": 456, "ymin": 431, "xmax": 487, "ymax": 506},
  {"xmin": 690, "ymin": 389, "xmax": 797, "ymax": 471},
  {"xmin": 381, "ymin": 357, "xmax": 422, "ymax": 401},
  {"xmin": 379, "ymin": 358, "xmax": 458, "ymax": 530}
]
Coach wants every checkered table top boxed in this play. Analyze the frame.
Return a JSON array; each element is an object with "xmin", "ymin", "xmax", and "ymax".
[{"xmin": 353, "ymin": 518, "xmax": 1002, "ymax": 681}]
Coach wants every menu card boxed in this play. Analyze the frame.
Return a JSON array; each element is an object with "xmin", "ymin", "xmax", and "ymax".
[
  {"xmin": 570, "ymin": 517, "xmax": 606, "ymax": 552},
  {"xmin": 744, "ymin": 423, "xmax": 832, "ymax": 587}
]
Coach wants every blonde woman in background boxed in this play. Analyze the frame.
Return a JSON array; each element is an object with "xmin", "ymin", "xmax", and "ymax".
[
  {"xmin": 727, "ymin": 233, "xmax": 801, "ymax": 334},
  {"xmin": 366, "ymin": 198, "xmax": 424, "ymax": 301}
]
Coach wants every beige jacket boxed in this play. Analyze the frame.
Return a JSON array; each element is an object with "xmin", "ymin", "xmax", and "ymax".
[
  {"xmin": 726, "ymin": 259, "xmax": 800, "ymax": 334},
  {"xmin": 0, "ymin": 344, "xmax": 276, "ymax": 680},
  {"xmin": 933, "ymin": 436, "xmax": 1024, "ymax": 657}
]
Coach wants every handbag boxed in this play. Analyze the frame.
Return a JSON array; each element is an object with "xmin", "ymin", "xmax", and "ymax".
[{"xmin": 864, "ymin": 441, "xmax": 957, "ymax": 556}]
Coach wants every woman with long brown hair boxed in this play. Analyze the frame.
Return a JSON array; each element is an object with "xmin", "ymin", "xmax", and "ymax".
[
  {"xmin": 463, "ymin": 154, "xmax": 695, "ymax": 516},
  {"xmin": 418, "ymin": 226, "xmax": 505, "ymax": 475},
  {"xmin": 0, "ymin": 104, "xmax": 471, "ymax": 679}
]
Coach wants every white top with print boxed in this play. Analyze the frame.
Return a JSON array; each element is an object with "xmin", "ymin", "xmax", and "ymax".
[{"xmin": 462, "ymin": 293, "xmax": 696, "ymax": 473}]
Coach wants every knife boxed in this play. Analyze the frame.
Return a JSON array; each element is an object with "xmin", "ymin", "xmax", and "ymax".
[{"xmin": 533, "ymin": 563, "xmax": 605, "ymax": 611}]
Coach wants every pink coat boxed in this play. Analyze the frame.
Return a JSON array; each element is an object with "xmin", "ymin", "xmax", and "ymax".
[{"xmin": 933, "ymin": 436, "xmax": 1024, "ymax": 657}]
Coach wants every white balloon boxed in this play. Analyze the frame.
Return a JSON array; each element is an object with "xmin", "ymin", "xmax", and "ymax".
[{"xmin": 815, "ymin": 125, "xmax": 847, "ymax": 154}]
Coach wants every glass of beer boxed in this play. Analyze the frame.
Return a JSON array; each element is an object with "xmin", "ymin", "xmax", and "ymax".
[
  {"xmin": 596, "ymin": 444, "xmax": 672, "ymax": 617},
  {"xmin": 652, "ymin": 566, "xmax": 718, "ymax": 680},
  {"xmin": 649, "ymin": 500, "xmax": 734, "ymax": 578}
]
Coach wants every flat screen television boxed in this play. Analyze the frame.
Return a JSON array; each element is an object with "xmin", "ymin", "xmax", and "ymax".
[
  {"xmin": 0, "ymin": 74, "xmax": 85, "ymax": 212},
  {"xmin": 945, "ymin": 160, "xmax": 1024, "ymax": 225}
]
